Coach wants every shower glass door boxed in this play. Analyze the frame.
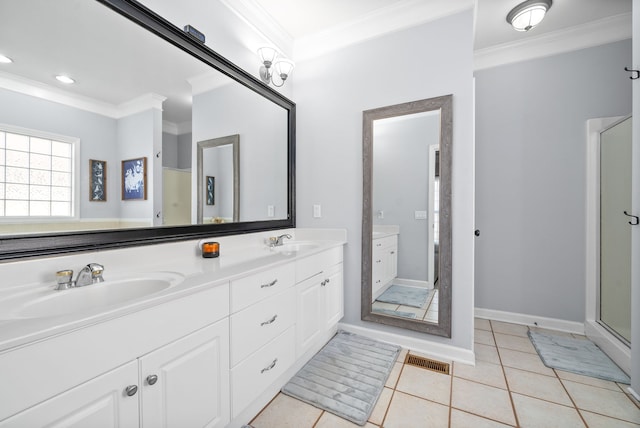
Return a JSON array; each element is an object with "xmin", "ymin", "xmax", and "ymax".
[{"xmin": 599, "ymin": 116, "xmax": 632, "ymax": 345}]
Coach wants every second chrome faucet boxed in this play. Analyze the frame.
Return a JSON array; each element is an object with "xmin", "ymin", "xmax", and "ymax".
[{"xmin": 56, "ymin": 263, "xmax": 105, "ymax": 290}]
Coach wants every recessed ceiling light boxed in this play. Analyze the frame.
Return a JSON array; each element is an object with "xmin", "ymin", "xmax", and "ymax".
[
  {"xmin": 0, "ymin": 54, "xmax": 13, "ymax": 64},
  {"xmin": 55, "ymin": 75, "xmax": 75, "ymax": 84}
]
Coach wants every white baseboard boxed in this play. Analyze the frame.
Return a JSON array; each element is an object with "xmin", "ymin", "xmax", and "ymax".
[
  {"xmin": 338, "ymin": 322, "xmax": 475, "ymax": 366},
  {"xmin": 474, "ymin": 308, "xmax": 584, "ymax": 335},
  {"xmin": 395, "ymin": 278, "xmax": 431, "ymax": 289},
  {"xmin": 628, "ymin": 387, "xmax": 640, "ymax": 402}
]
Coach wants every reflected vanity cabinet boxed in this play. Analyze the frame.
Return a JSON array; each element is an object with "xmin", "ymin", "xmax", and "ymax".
[
  {"xmin": 0, "ymin": 285, "xmax": 231, "ymax": 428},
  {"xmin": 372, "ymin": 234, "xmax": 398, "ymax": 302},
  {"xmin": 296, "ymin": 246, "xmax": 344, "ymax": 356}
]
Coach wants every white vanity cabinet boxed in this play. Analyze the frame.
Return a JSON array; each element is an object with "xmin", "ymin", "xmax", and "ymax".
[
  {"xmin": 1, "ymin": 320, "xmax": 229, "ymax": 428},
  {"xmin": 139, "ymin": 319, "xmax": 230, "ymax": 428},
  {"xmin": 372, "ymin": 234, "xmax": 398, "ymax": 301},
  {"xmin": 295, "ymin": 247, "xmax": 344, "ymax": 356},
  {"xmin": 0, "ymin": 361, "xmax": 140, "ymax": 428},
  {"xmin": 229, "ymin": 263, "xmax": 297, "ymax": 418},
  {"xmin": 0, "ymin": 283, "xmax": 231, "ymax": 427}
]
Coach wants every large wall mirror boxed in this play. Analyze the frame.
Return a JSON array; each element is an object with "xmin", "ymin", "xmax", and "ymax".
[
  {"xmin": 0, "ymin": 0, "xmax": 295, "ymax": 260},
  {"xmin": 362, "ymin": 95, "xmax": 452, "ymax": 337}
]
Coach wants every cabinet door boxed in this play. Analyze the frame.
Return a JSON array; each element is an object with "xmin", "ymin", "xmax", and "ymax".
[
  {"xmin": 139, "ymin": 319, "xmax": 230, "ymax": 428},
  {"xmin": 0, "ymin": 362, "xmax": 139, "ymax": 428},
  {"xmin": 323, "ymin": 264, "xmax": 344, "ymax": 329},
  {"xmin": 296, "ymin": 274, "xmax": 324, "ymax": 356}
]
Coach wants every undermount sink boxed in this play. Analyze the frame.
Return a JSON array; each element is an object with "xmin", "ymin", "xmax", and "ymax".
[
  {"xmin": 4, "ymin": 273, "xmax": 184, "ymax": 319},
  {"xmin": 271, "ymin": 241, "xmax": 320, "ymax": 253}
]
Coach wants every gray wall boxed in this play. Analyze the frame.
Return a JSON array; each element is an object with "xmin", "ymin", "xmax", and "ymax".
[
  {"xmin": 474, "ymin": 39, "xmax": 632, "ymax": 322},
  {"xmin": 192, "ymin": 83, "xmax": 288, "ymax": 222},
  {"xmin": 162, "ymin": 132, "xmax": 178, "ymax": 168},
  {"xmin": 294, "ymin": 10, "xmax": 476, "ymax": 351}
]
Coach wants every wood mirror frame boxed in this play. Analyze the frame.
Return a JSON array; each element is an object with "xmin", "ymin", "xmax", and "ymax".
[{"xmin": 361, "ymin": 95, "xmax": 452, "ymax": 337}]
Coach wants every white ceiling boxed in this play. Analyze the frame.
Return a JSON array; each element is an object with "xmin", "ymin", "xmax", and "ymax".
[{"xmin": 248, "ymin": 0, "xmax": 632, "ymax": 54}]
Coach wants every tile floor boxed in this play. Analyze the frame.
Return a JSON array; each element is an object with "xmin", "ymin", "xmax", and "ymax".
[
  {"xmin": 249, "ymin": 318, "xmax": 640, "ymax": 427},
  {"xmin": 372, "ymin": 288, "xmax": 439, "ymax": 322}
]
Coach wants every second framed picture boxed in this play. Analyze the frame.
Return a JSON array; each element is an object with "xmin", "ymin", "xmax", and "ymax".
[
  {"xmin": 122, "ymin": 157, "xmax": 147, "ymax": 200},
  {"xmin": 89, "ymin": 159, "xmax": 107, "ymax": 202},
  {"xmin": 206, "ymin": 176, "xmax": 215, "ymax": 205}
]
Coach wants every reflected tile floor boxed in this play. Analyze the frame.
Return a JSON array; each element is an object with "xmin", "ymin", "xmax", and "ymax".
[{"xmin": 249, "ymin": 319, "xmax": 640, "ymax": 427}]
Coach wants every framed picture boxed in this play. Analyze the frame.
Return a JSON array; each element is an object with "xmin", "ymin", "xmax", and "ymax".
[
  {"xmin": 89, "ymin": 159, "xmax": 107, "ymax": 202},
  {"xmin": 206, "ymin": 176, "xmax": 215, "ymax": 205},
  {"xmin": 121, "ymin": 157, "xmax": 147, "ymax": 200}
]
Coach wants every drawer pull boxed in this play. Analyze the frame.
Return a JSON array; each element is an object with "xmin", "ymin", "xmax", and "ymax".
[
  {"xmin": 261, "ymin": 358, "xmax": 278, "ymax": 374},
  {"xmin": 260, "ymin": 314, "xmax": 278, "ymax": 326},
  {"xmin": 146, "ymin": 374, "xmax": 158, "ymax": 386},
  {"xmin": 260, "ymin": 279, "xmax": 278, "ymax": 288},
  {"xmin": 321, "ymin": 280, "xmax": 327, "ymax": 286},
  {"xmin": 390, "ymin": 251, "xmax": 395, "ymax": 255},
  {"xmin": 125, "ymin": 385, "xmax": 138, "ymax": 397}
]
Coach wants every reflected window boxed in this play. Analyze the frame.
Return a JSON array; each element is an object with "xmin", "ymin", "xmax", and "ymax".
[{"xmin": 0, "ymin": 126, "xmax": 77, "ymax": 218}]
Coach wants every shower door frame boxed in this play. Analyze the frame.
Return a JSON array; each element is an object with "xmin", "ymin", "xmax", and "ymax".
[{"xmin": 585, "ymin": 116, "xmax": 631, "ymax": 375}]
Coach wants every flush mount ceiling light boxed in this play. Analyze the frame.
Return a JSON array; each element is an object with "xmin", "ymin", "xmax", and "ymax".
[
  {"xmin": 506, "ymin": 0, "xmax": 552, "ymax": 32},
  {"xmin": 257, "ymin": 46, "xmax": 294, "ymax": 87},
  {"xmin": 55, "ymin": 75, "xmax": 75, "ymax": 84},
  {"xmin": 0, "ymin": 54, "xmax": 13, "ymax": 64}
]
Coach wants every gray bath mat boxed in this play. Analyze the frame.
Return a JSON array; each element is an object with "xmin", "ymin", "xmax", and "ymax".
[
  {"xmin": 528, "ymin": 330, "xmax": 630, "ymax": 384},
  {"xmin": 376, "ymin": 284, "xmax": 432, "ymax": 308},
  {"xmin": 281, "ymin": 330, "xmax": 401, "ymax": 425}
]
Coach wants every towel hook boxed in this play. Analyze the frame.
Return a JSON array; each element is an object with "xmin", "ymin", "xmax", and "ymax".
[
  {"xmin": 624, "ymin": 67, "xmax": 640, "ymax": 80},
  {"xmin": 623, "ymin": 211, "xmax": 639, "ymax": 226}
]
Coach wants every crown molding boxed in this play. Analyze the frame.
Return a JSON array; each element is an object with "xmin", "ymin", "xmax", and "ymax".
[
  {"xmin": 118, "ymin": 93, "xmax": 166, "ymax": 117},
  {"xmin": 294, "ymin": 0, "xmax": 474, "ymax": 61},
  {"xmin": 0, "ymin": 71, "xmax": 166, "ymax": 119},
  {"xmin": 0, "ymin": 70, "xmax": 120, "ymax": 118},
  {"xmin": 474, "ymin": 13, "xmax": 632, "ymax": 71},
  {"xmin": 219, "ymin": 0, "xmax": 294, "ymax": 57},
  {"xmin": 163, "ymin": 120, "xmax": 192, "ymax": 135}
]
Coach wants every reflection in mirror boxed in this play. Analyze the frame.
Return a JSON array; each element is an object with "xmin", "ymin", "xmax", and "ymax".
[
  {"xmin": 197, "ymin": 135, "xmax": 240, "ymax": 224},
  {"xmin": 0, "ymin": 0, "xmax": 292, "ymax": 246},
  {"xmin": 362, "ymin": 96, "xmax": 452, "ymax": 337}
]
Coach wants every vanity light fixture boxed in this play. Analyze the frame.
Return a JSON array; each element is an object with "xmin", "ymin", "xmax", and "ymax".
[
  {"xmin": 506, "ymin": 0, "xmax": 552, "ymax": 32},
  {"xmin": 55, "ymin": 75, "xmax": 75, "ymax": 84},
  {"xmin": 0, "ymin": 54, "xmax": 13, "ymax": 64},
  {"xmin": 257, "ymin": 46, "xmax": 294, "ymax": 87}
]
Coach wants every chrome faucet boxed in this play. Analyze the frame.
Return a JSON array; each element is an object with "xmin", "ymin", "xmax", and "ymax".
[
  {"xmin": 56, "ymin": 263, "xmax": 104, "ymax": 290},
  {"xmin": 269, "ymin": 234, "xmax": 292, "ymax": 247},
  {"xmin": 75, "ymin": 263, "xmax": 105, "ymax": 287}
]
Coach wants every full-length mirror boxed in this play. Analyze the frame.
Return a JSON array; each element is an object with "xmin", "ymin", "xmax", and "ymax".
[
  {"xmin": 0, "ymin": 0, "xmax": 295, "ymax": 260},
  {"xmin": 362, "ymin": 95, "xmax": 452, "ymax": 336}
]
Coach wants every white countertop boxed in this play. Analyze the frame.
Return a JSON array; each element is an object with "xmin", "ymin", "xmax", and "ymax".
[{"xmin": 0, "ymin": 230, "xmax": 345, "ymax": 354}]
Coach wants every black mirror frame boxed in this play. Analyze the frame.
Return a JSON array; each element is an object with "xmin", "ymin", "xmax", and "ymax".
[{"xmin": 0, "ymin": 0, "xmax": 295, "ymax": 261}]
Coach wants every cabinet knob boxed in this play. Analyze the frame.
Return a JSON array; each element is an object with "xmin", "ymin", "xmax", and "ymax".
[
  {"xmin": 146, "ymin": 374, "xmax": 158, "ymax": 386},
  {"xmin": 125, "ymin": 385, "xmax": 138, "ymax": 397}
]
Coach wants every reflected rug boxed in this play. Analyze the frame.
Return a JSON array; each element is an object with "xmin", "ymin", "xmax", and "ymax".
[
  {"xmin": 376, "ymin": 284, "xmax": 432, "ymax": 308},
  {"xmin": 281, "ymin": 331, "xmax": 401, "ymax": 426},
  {"xmin": 528, "ymin": 330, "xmax": 630, "ymax": 384}
]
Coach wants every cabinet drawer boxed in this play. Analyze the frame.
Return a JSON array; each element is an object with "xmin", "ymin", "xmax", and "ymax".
[
  {"xmin": 373, "ymin": 234, "xmax": 397, "ymax": 250},
  {"xmin": 230, "ymin": 263, "xmax": 295, "ymax": 313},
  {"xmin": 231, "ymin": 327, "xmax": 295, "ymax": 418},
  {"xmin": 296, "ymin": 246, "xmax": 343, "ymax": 282},
  {"xmin": 230, "ymin": 287, "xmax": 295, "ymax": 366}
]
